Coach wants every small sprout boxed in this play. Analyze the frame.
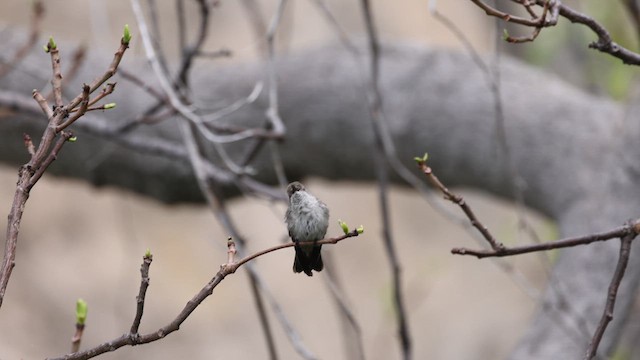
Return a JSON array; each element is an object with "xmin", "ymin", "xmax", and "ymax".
[
  {"xmin": 103, "ymin": 103, "xmax": 116, "ymax": 110},
  {"xmin": 338, "ymin": 220, "xmax": 350, "ymax": 235},
  {"xmin": 43, "ymin": 44, "xmax": 49, "ymax": 53},
  {"xmin": 357, "ymin": 225, "xmax": 365, "ymax": 234},
  {"xmin": 123, "ymin": 24, "xmax": 132, "ymax": 44},
  {"xmin": 48, "ymin": 36, "xmax": 57, "ymax": 50},
  {"xmin": 76, "ymin": 299, "xmax": 88, "ymax": 325},
  {"xmin": 68, "ymin": 136, "xmax": 77, "ymax": 142},
  {"xmin": 502, "ymin": 29, "xmax": 510, "ymax": 41},
  {"xmin": 144, "ymin": 248, "xmax": 152, "ymax": 258},
  {"xmin": 413, "ymin": 152, "xmax": 429, "ymax": 164}
]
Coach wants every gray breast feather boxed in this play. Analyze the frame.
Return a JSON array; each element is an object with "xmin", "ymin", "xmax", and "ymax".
[{"xmin": 285, "ymin": 192, "xmax": 329, "ymax": 241}]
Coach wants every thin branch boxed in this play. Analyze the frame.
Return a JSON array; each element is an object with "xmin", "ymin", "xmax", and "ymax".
[
  {"xmin": 584, "ymin": 233, "xmax": 636, "ymax": 359},
  {"xmin": 452, "ymin": 223, "xmax": 637, "ymax": 258},
  {"xmin": 70, "ymin": 324, "xmax": 85, "ymax": 354},
  {"xmin": 247, "ymin": 271, "xmax": 279, "ymax": 360},
  {"xmin": 468, "ymin": 0, "xmax": 640, "ymax": 64},
  {"xmin": 417, "ymin": 153, "xmax": 503, "ymax": 251},
  {"xmin": 175, "ymin": 0, "xmax": 211, "ymax": 88},
  {"xmin": 469, "ymin": 0, "xmax": 556, "ymax": 27},
  {"xmin": 252, "ymin": 272, "xmax": 317, "ymax": 360},
  {"xmin": 263, "ymin": 0, "xmax": 289, "ymax": 187},
  {"xmin": 66, "ymin": 34, "xmax": 130, "ymax": 110},
  {"xmin": 323, "ymin": 258, "xmax": 366, "ymax": 360},
  {"xmin": 56, "ymin": 84, "xmax": 90, "ymax": 132},
  {"xmin": 48, "ymin": 41, "xmax": 64, "ymax": 108},
  {"xmin": 130, "ymin": 252, "xmax": 153, "ymax": 335},
  {"xmin": 551, "ymin": 1, "xmax": 640, "ymax": 64},
  {"xmin": 236, "ymin": 231, "xmax": 361, "ymax": 271},
  {"xmin": 360, "ymin": 1, "xmax": 412, "ymax": 359},
  {"xmin": 416, "ymin": 159, "xmax": 640, "ymax": 257},
  {"xmin": 265, "ymin": 0, "xmax": 287, "ymax": 135}
]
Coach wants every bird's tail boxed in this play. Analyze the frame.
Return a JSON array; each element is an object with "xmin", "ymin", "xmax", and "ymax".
[{"xmin": 293, "ymin": 243, "xmax": 323, "ymax": 276}]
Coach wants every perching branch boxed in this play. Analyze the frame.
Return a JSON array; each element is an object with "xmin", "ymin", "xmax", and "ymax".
[{"xmin": 48, "ymin": 231, "xmax": 361, "ymax": 360}]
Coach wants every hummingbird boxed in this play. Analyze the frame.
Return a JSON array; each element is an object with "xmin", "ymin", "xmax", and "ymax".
[{"xmin": 285, "ymin": 181, "xmax": 329, "ymax": 276}]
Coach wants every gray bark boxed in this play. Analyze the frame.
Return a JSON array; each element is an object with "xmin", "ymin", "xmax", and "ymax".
[{"xmin": 1, "ymin": 31, "xmax": 639, "ymax": 359}]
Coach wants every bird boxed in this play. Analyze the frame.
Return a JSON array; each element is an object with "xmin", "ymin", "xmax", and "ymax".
[{"xmin": 285, "ymin": 181, "xmax": 329, "ymax": 276}]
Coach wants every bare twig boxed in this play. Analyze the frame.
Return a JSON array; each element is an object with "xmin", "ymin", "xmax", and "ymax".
[
  {"xmin": 453, "ymin": 223, "xmax": 637, "ymax": 258},
  {"xmin": 247, "ymin": 271, "xmax": 279, "ymax": 360},
  {"xmin": 48, "ymin": 39, "xmax": 64, "ymax": 108},
  {"xmin": 468, "ymin": 0, "xmax": 640, "ymax": 64},
  {"xmin": 360, "ymin": 1, "xmax": 411, "ymax": 359},
  {"xmin": 584, "ymin": 233, "xmax": 636, "ymax": 359},
  {"xmin": 468, "ymin": 0, "xmax": 556, "ymax": 26},
  {"xmin": 323, "ymin": 258, "xmax": 366, "ymax": 360},
  {"xmin": 550, "ymin": 1, "xmax": 640, "ymax": 65},
  {"xmin": 417, "ymin": 159, "xmax": 503, "ymax": 251},
  {"xmin": 66, "ymin": 35, "xmax": 130, "ymax": 110},
  {"xmin": 175, "ymin": 0, "xmax": 211, "ymax": 88},
  {"xmin": 130, "ymin": 252, "xmax": 153, "ymax": 335},
  {"xmin": 71, "ymin": 324, "xmax": 85, "ymax": 353}
]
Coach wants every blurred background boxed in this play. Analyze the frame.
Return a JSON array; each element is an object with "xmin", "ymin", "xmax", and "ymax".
[{"xmin": 1, "ymin": 0, "xmax": 635, "ymax": 359}]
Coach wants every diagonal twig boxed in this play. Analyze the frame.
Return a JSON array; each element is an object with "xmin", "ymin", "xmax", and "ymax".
[{"xmin": 584, "ymin": 233, "xmax": 637, "ymax": 360}]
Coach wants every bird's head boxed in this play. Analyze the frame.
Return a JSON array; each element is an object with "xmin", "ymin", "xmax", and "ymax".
[{"xmin": 286, "ymin": 181, "xmax": 305, "ymax": 198}]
